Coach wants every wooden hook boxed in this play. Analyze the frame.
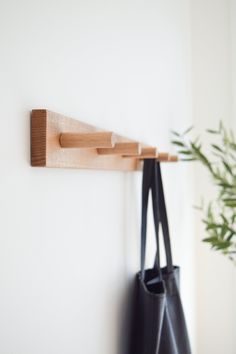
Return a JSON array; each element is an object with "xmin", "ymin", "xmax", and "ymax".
[
  {"xmin": 168, "ymin": 155, "xmax": 179, "ymax": 162},
  {"xmin": 97, "ymin": 142, "xmax": 141, "ymax": 156},
  {"xmin": 31, "ymin": 110, "xmax": 179, "ymax": 170},
  {"xmin": 139, "ymin": 147, "xmax": 157, "ymax": 159},
  {"xmin": 59, "ymin": 132, "xmax": 116, "ymax": 148},
  {"xmin": 157, "ymin": 152, "xmax": 169, "ymax": 161},
  {"xmin": 123, "ymin": 147, "xmax": 157, "ymax": 159}
]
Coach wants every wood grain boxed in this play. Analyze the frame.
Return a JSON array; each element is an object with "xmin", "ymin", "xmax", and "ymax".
[
  {"xmin": 124, "ymin": 147, "xmax": 157, "ymax": 159},
  {"xmin": 168, "ymin": 155, "xmax": 179, "ymax": 162},
  {"xmin": 97, "ymin": 142, "xmax": 141, "ymax": 156},
  {"xmin": 31, "ymin": 109, "xmax": 47, "ymax": 166},
  {"xmin": 31, "ymin": 109, "xmax": 142, "ymax": 171},
  {"xmin": 157, "ymin": 152, "xmax": 169, "ymax": 161},
  {"xmin": 30, "ymin": 109, "xmax": 178, "ymax": 170},
  {"xmin": 139, "ymin": 147, "xmax": 157, "ymax": 158},
  {"xmin": 60, "ymin": 132, "xmax": 115, "ymax": 148}
]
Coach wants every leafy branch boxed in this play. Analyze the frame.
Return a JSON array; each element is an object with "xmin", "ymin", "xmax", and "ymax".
[{"xmin": 172, "ymin": 122, "xmax": 236, "ymax": 264}]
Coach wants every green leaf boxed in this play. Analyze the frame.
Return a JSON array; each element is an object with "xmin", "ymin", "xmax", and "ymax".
[
  {"xmin": 178, "ymin": 150, "xmax": 192, "ymax": 155},
  {"xmin": 183, "ymin": 126, "xmax": 193, "ymax": 135},
  {"xmin": 207, "ymin": 129, "xmax": 219, "ymax": 134},
  {"xmin": 220, "ymin": 213, "xmax": 228, "ymax": 224},
  {"xmin": 181, "ymin": 158, "xmax": 197, "ymax": 161},
  {"xmin": 220, "ymin": 225, "xmax": 228, "ymax": 239},
  {"xmin": 225, "ymin": 201, "xmax": 236, "ymax": 207},
  {"xmin": 222, "ymin": 161, "xmax": 233, "ymax": 175},
  {"xmin": 229, "ymin": 142, "xmax": 236, "ymax": 151},
  {"xmin": 206, "ymin": 223, "xmax": 222, "ymax": 230},
  {"xmin": 212, "ymin": 152, "xmax": 225, "ymax": 159},
  {"xmin": 219, "ymin": 120, "xmax": 224, "ymax": 133},
  {"xmin": 211, "ymin": 144, "xmax": 224, "ymax": 153},
  {"xmin": 203, "ymin": 236, "xmax": 218, "ymax": 243},
  {"xmin": 226, "ymin": 231, "xmax": 235, "ymax": 241},
  {"xmin": 171, "ymin": 130, "xmax": 181, "ymax": 137},
  {"xmin": 170, "ymin": 123, "xmax": 236, "ymax": 263},
  {"xmin": 207, "ymin": 203, "xmax": 213, "ymax": 219},
  {"xmin": 215, "ymin": 241, "xmax": 232, "ymax": 250},
  {"xmin": 171, "ymin": 140, "xmax": 185, "ymax": 147},
  {"xmin": 218, "ymin": 182, "xmax": 233, "ymax": 188},
  {"xmin": 231, "ymin": 214, "xmax": 236, "ymax": 223},
  {"xmin": 222, "ymin": 198, "xmax": 236, "ymax": 202},
  {"xmin": 190, "ymin": 143, "xmax": 211, "ymax": 170}
]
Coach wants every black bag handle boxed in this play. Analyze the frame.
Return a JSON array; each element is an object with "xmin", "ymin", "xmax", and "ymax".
[
  {"xmin": 153, "ymin": 162, "xmax": 173, "ymax": 273},
  {"xmin": 150, "ymin": 161, "xmax": 161, "ymax": 270},
  {"xmin": 140, "ymin": 159, "xmax": 162, "ymax": 280}
]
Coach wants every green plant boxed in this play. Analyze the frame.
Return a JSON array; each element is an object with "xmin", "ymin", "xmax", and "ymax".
[{"xmin": 172, "ymin": 122, "xmax": 236, "ymax": 263}]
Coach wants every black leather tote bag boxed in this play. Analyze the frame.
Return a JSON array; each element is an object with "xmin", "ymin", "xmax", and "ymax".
[
  {"xmin": 129, "ymin": 160, "xmax": 191, "ymax": 354},
  {"xmin": 129, "ymin": 159, "xmax": 165, "ymax": 354},
  {"xmin": 154, "ymin": 161, "xmax": 191, "ymax": 354}
]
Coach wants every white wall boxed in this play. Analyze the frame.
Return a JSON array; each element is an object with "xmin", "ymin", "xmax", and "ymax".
[
  {"xmin": 0, "ymin": 1, "xmax": 195, "ymax": 354},
  {"xmin": 191, "ymin": 0, "xmax": 236, "ymax": 353},
  {"xmin": 230, "ymin": 0, "xmax": 236, "ymax": 124},
  {"xmin": 230, "ymin": 1, "xmax": 236, "ymax": 351}
]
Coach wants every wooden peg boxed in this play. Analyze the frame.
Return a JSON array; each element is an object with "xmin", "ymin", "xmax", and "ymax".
[
  {"xmin": 60, "ymin": 132, "xmax": 116, "ymax": 148},
  {"xmin": 97, "ymin": 142, "xmax": 141, "ymax": 156},
  {"xmin": 157, "ymin": 152, "xmax": 169, "ymax": 161},
  {"xmin": 140, "ymin": 147, "xmax": 157, "ymax": 159},
  {"xmin": 125, "ymin": 147, "xmax": 157, "ymax": 159},
  {"xmin": 124, "ymin": 146, "xmax": 157, "ymax": 159},
  {"xmin": 31, "ymin": 109, "xmax": 178, "ymax": 170},
  {"xmin": 168, "ymin": 155, "xmax": 179, "ymax": 162}
]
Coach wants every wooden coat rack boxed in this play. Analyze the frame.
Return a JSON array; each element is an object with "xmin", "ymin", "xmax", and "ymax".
[{"xmin": 31, "ymin": 109, "xmax": 178, "ymax": 171}]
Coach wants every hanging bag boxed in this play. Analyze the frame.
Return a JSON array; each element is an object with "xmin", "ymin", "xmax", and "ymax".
[
  {"xmin": 153, "ymin": 161, "xmax": 191, "ymax": 354},
  {"xmin": 129, "ymin": 159, "xmax": 165, "ymax": 354},
  {"xmin": 129, "ymin": 160, "xmax": 191, "ymax": 354}
]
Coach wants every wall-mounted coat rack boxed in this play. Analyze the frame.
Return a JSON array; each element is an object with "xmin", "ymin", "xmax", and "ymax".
[{"xmin": 31, "ymin": 109, "xmax": 178, "ymax": 171}]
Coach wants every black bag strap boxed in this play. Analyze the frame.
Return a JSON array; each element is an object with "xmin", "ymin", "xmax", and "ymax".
[
  {"xmin": 151, "ymin": 161, "xmax": 161, "ymax": 270},
  {"xmin": 140, "ymin": 159, "xmax": 162, "ymax": 280},
  {"xmin": 153, "ymin": 162, "xmax": 173, "ymax": 273}
]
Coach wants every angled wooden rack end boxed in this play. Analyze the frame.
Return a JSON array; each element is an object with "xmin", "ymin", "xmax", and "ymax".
[{"xmin": 31, "ymin": 109, "xmax": 178, "ymax": 171}]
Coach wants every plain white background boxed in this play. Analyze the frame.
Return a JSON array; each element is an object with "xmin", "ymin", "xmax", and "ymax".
[{"xmin": 0, "ymin": 0, "xmax": 235, "ymax": 353}]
